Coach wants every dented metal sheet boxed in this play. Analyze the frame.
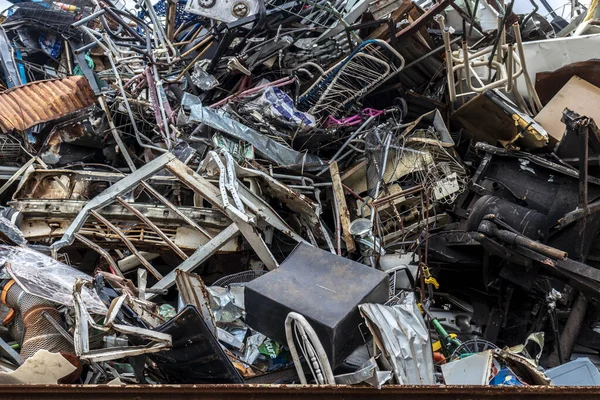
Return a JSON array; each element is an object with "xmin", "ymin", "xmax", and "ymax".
[{"xmin": 0, "ymin": 77, "xmax": 96, "ymax": 132}]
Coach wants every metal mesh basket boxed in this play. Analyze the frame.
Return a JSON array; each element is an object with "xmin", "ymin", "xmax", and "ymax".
[
  {"xmin": 212, "ymin": 270, "xmax": 267, "ymax": 287},
  {"xmin": 0, "ymin": 135, "xmax": 21, "ymax": 164},
  {"xmin": 4, "ymin": 0, "xmax": 95, "ymax": 38}
]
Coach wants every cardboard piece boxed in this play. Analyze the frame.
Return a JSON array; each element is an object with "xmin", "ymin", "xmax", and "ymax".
[
  {"xmin": 0, "ymin": 350, "xmax": 76, "ymax": 384},
  {"xmin": 535, "ymin": 76, "xmax": 600, "ymax": 143}
]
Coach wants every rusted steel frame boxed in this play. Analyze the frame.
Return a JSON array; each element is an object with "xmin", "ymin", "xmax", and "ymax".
[
  {"xmin": 366, "ymin": 0, "xmax": 413, "ymax": 40},
  {"xmin": 578, "ymin": 120, "xmax": 590, "ymax": 260},
  {"xmin": 395, "ymin": 0, "xmax": 450, "ymax": 40},
  {"xmin": 140, "ymin": 181, "xmax": 213, "ymax": 239},
  {"xmin": 115, "ymin": 196, "xmax": 188, "ymax": 260},
  {"xmin": 4, "ymin": 385, "xmax": 600, "ymax": 398},
  {"xmin": 165, "ymin": 0, "xmax": 177, "ymax": 42},
  {"xmin": 74, "ymin": 233, "xmax": 123, "ymax": 277},
  {"xmin": 164, "ymin": 158, "xmax": 278, "ymax": 270},
  {"xmin": 90, "ymin": 210, "xmax": 163, "ymax": 280},
  {"xmin": 147, "ymin": 223, "xmax": 241, "ymax": 298},
  {"xmin": 371, "ymin": 184, "xmax": 424, "ymax": 207}
]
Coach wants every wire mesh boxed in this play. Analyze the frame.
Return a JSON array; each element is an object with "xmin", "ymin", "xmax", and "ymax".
[
  {"xmin": 4, "ymin": 0, "xmax": 95, "ymax": 38},
  {"xmin": 213, "ymin": 270, "xmax": 267, "ymax": 287},
  {"xmin": 0, "ymin": 135, "xmax": 21, "ymax": 164}
]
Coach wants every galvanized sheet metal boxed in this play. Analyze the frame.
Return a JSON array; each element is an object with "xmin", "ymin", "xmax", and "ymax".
[{"xmin": 0, "ymin": 77, "xmax": 96, "ymax": 132}]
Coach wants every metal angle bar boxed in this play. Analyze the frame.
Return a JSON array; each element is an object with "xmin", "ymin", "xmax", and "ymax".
[
  {"xmin": 236, "ymin": 183, "xmax": 306, "ymax": 243},
  {"xmin": 140, "ymin": 182, "xmax": 213, "ymax": 239},
  {"xmin": 0, "ymin": 156, "xmax": 37, "ymax": 197},
  {"xmin": 90, "ymin": 210, "xmax": 163, "ymax": 280},
  {"xmin": 165, "ymin": 159, "xmax": 278, "ymax": 269},
  {"xmin": 98, "ymin": 95, "xmax": 137, "ymax": 172},
  {"xmin": 147, "ymin": 223, "xmax": 240, "ymax": 299},
  {"xmin": 74, "ymin": 233, "xmax": 123, "ymax": 277},
  {"xmin": 51, "ymin": 152, "xmax": 176, "ymax": 251},
  {"xmin": 0, "ymin": 336, "xmax": 22, "ymax": 366},
  {"xmin": 116, "ymin": 197, "xmax": 188, "ymax": 260}
]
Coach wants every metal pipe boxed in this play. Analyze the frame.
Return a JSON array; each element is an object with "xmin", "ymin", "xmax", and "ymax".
[
  {"xmin": 90, "ymin": 210, "xmax": 164, "ymax": 280},
  {"xmin": 116, "ymin": 197, "xmax": 188, "ymax": 260},
  {"xmin": 478, "ymin": 220, "xmax": 567, "ymax": 260},
  {"xmin": 316, "ymin": 115, "xmax": 376, "ymax": 176},
  {"xmin": 513, "ymin": 23, "xmax": 543, "ymax": 113},
  {"xmin": 74, "ymin": 233, "xmax": 123, "ymax": 277},
  {"xmin": 547, "ymin": 294, "xmax": 588, "ymax": 367}
]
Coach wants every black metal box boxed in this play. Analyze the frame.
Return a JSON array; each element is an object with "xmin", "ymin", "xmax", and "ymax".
[{"xmin": 244, "ymin": 243, "xmax": 389, "ymax": 367}]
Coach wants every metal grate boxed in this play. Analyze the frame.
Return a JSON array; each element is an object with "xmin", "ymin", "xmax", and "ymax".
[
  {"xmin": 0, "ymin": 135, "xmax": 21, "ymax": 164},
  {"xmin": 213, "ymin": 270, "xmax": 267, "ymax": 287},
  {"xmin": 4, "ymin": 0, "xmax": 95, "ymax": 38}
]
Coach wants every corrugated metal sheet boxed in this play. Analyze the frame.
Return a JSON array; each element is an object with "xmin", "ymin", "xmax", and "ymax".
[{"xmin": 0, "ymin": 76, "xmax": 96, "ymax": 132}]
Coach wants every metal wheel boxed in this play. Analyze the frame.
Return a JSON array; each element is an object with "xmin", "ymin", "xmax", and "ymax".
[{"xmin": 450, "ymin": 337, "xmax": 498, "ymax": 361}]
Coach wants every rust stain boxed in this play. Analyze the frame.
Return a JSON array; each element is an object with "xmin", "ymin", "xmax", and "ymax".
[{"xmin": 0, "ymin": 77, "xmax": 96, "ymax": 132}]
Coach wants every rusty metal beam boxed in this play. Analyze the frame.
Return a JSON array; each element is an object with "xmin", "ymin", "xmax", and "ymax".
[
  {"xmin": 90, "ymin": 210, "xmax": 163, "ymax": 281},
  {"xmin": 147, "ymin": 223, "xmax": 240, "ymax": 298},
  {"xmin": 116, "ymin": 197, "xmax": 188, "ymax": 260},
  {"xmin": 395, "ymin": 0, "xmax": 450, "ymax": 40},
  {"xmin": 2, "ymin": 385, "xmax": 600, "ymax": 398},
  {"xmin": 74, "ymin": 233, "xmax": 123, "ymax": 277}
]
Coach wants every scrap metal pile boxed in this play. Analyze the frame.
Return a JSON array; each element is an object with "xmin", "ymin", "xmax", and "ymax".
[{"xmin": 0, "ymin": 0, "xmax": 599, "ymax": 387}]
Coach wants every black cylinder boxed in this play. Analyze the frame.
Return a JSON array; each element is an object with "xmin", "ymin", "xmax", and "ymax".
[{"xmin": 467, "ymin": 195, "xmax": 548, "ymax": 240}]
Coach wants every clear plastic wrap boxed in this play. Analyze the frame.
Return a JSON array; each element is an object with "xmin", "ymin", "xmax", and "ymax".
[{"xmin": 0, "ymin": 245, "xmax": 107, "ymax": 314}]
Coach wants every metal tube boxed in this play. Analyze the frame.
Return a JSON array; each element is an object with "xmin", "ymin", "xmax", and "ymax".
[
  {"xmin": 116, "ymin": 197, "xmax": 188, "ymax": 260},
  {"xmin": 513, "ymin": 23, "xmax": 543, "ymax": 113},
  {"xmin": 316, "ymin": 115, "xmax": 376, "ymax": 176},
  {"xmin": 91, "ymin": 210, "xmax": 164, "ymax": 280},
  {"xmin": 506, "ymin": 44, "xmax": 514, "ymax": 93},
  {"xmin": 547, "ymin": 294, "xmax": 588, "ymax": 367},
  {"xmin": 74, "ymin": 233, "xmax": 123, "ymax": 277}
]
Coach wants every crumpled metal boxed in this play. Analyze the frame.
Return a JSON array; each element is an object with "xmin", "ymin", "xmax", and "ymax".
[
  {"xmin": 182, "ymin": 93, "xmax": 325, "ymax": 170},
  {"xmin": 243, "ymin": 332, "xmax": 266, "ymax": 365},
  {"xmin": 359, "ymin": 292, "xmax": 434, "ymax": 385},
  {"xmin": 335, "ymin": 357, "xmax": 393, "ymax": 389},
  {"xmin": 207, "ymin": 286, "xmax": 244, "ymax": 324}
]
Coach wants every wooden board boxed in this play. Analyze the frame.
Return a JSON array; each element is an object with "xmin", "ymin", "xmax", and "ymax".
[{"xmin": 535, "ymin": 76, "xmax": 600, "ymax": 143}]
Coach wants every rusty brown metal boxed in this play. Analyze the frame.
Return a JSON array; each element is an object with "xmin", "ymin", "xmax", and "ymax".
[
  {"xmin": 535, "ymin": 60, "xmax": 600, "ymax": 106},
  {"xmin": 0, "ymin": 77, "xmax": 96, "ymax": 132},
  {"xmin": 2, "ymin": 385, "xmax": 600, "ymax": 399},
  {"xmin": 74, "ymin": 233, "xmax": 123, "ymax": 277},
  {"xmin": 116, "ymin": 196, "xmax": 189, "ymax": 260},
  {"xmin": 90, "ymin": 210, "xmax": 164, "ymax": 280},
  {"xmin": 394, "ymin": 0, "xmax": 449, "ymax": 40}
]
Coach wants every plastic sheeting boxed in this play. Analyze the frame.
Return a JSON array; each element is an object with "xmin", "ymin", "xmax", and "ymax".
[
  {"xmin": 359, "ymin": 292, "xmax": 434, "ymax": 385},
  {"xmin": 0, "ymin": 245, "xmax": 107, "ymax": 314},
  {"xmin": 182, "ymin": 93, "xmax": 325, "ymax": 170}
]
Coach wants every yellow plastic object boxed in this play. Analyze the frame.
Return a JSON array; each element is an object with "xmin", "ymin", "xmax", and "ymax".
[
  {"xmin": 421, "ymin": 263, "xmax": 439, "ymax": 289},
  {"xmin": 424, "ymin": 276, "xmax": 440, "ymax": 289},
  {"xmin": 432, "ymin": 334, "xmax": 458, "ymax": 352}
]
